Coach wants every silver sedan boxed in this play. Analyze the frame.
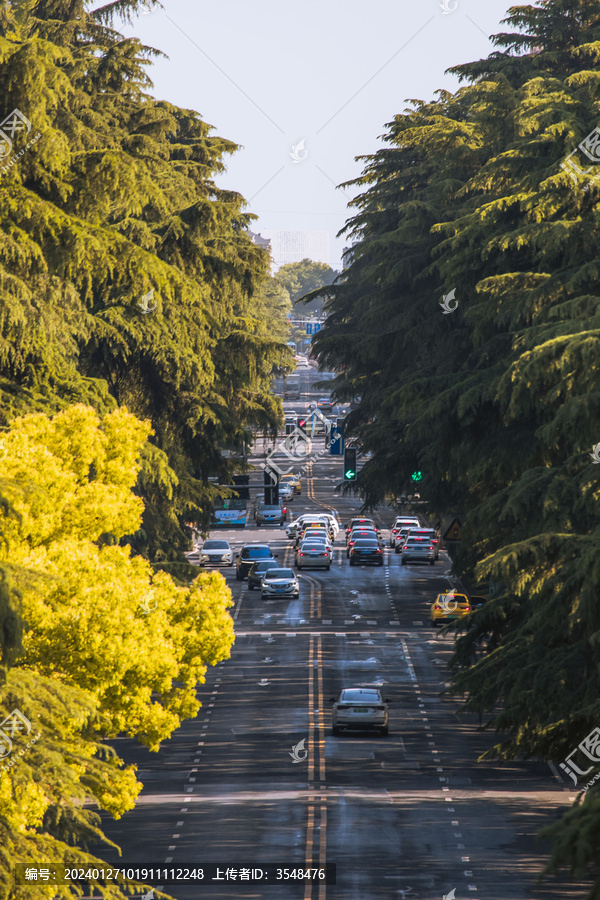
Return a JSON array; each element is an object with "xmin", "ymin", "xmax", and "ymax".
[
  {"xmin": 261, "ymin": 567, "xmax": 300, "ymax": 599},
  {"xmin": 295, "ymin": 542, "xmax": 331, "ymax": 570}
]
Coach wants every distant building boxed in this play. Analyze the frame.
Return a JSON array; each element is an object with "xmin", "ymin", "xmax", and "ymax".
[
  {"xmin": 259, "ymin": 230, "xmax": 330, "ymax": 271},
  {"xmin": 248, "ymin": 230, "xmax": 272, "ymax": 252}
]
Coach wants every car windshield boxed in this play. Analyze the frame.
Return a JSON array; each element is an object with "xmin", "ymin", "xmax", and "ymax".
[
  {"xmin": 302, "ymin": 544, "xmax": 326, "ymax": 551},
  {"xmin": 252, "ymin": 561, "xmax": 279, "ymax": 572},
  {"xmin": 340, "ymin": 689, "xmax": 381, "ymax": 703},
  {"xmin": 242, "ymin": 547, "xmax": 271, "ymax": 559},
  {"xmin": 203, "ymin": 541, "xmax": 229, "ymax": 550},
  {"xmin": 259, "ymin": 505, "xmax": 280, "ymax": 512},
  {"xmin": 264, "ymin": 568, "xmax": 294, "ymax": 580},
  {"xmin": 354, "ymin": 539, "xmax": 379, "ymax": 546}
]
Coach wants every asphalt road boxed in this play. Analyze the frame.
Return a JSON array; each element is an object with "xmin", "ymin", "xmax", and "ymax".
[{"xmin": 99, "ymin": 368, "xmax": 588, "ymax": 900}]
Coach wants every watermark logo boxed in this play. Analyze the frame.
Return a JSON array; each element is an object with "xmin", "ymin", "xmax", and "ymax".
[
  {"xmin": 289, "ymin": 738, "xmax": 308, "ymax": 763},
  {"xmin": 440, "ymin": 289, "xmax": 458, "ymax": 314},
  {"xmin": 559, "ymin": 725, "xmax": 600, "ymax": 785},
  {"xmin": 0, "ymin": 109, "xmax": 31, "ymax": 159},
  {"xmin": 443, "ymin": 890, "xmax": 456, "ymax": 900},
  {"xmin": 139, "ymin": 289, "xmax": 157, "ymax": 314},
  {"xmin": 0, "ymin": 109, "xmax": 42, "ymax": 177},
  {"xmin": 138, "ymin": 592, "xmax": 158, "ymax": 615},
  {"xmin": 142, "ymin": 891, "xmax": 155, "ymax": 900},
  {"xmin": 438, "ymin": 593, "xmax": 459, "ymax": 613},
  {"xmin": 0, "ymin": 709, "xmax": 32, "ymax": 759},
  {"xmin": 262, "ymin": 408, "xmax": 332, "ymax": 486},
  {"xmin": 590, "ymin": 443, "xmax": 600, "ymax": 464},
  {"xmin": 289, "ymin": 139, "xmax": 308, "ymax": 164},
  {"xmin": 560, "ymin": 126, "xmax": 600, "ymax": 188},
  {"xmin": 439, "ymin": 0, "xmax": 457, "ymax": 13}
]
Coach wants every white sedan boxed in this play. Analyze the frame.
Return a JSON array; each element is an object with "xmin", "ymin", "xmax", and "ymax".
[
  {"xmin": 199, "ymin": 539, "xmax": 233, "ymax": 566},
  {"xmin": 330, "ymin": 688, "xmax": 390, "ymax": 736}
]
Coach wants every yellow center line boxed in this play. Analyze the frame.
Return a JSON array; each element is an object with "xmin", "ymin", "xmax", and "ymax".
[
  {"xmin": 307, "ymin": 631, "xmax": 315, "ymax": 783},
  {"xmin": 303, "ymin": 802, "xmax": 315, "ymax": 900},
  {"xmin": 317, "ymin": 635, "xmax": 325, "ymax": 782},
  {"xmin": 318, "ymin": 802, "xmax": 327, "ymax": 900},
  {"xmin": 305, "ymin": 630, "xmax": 316, "ymax": 900}
]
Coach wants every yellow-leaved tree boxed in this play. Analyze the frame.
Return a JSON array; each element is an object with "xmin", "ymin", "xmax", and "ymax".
[{"xmin": 0, "ymin": 405, "xmax": 234, "ymax": 898}]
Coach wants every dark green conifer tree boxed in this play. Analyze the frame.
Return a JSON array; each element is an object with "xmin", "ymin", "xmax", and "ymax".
[{"xmin": 313, "ymin": 1, "xmax": 600, "ymax": 890}]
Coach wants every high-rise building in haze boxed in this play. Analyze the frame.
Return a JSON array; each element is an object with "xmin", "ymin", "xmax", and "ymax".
[{"xmin": 259, "ymin": 230, "xmax": 330, "ymax": 271}]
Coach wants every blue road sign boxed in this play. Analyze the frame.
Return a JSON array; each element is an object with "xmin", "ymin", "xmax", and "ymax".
[
  {"xmin": 306, "ymin": 323, "xmax": 322, "ymax": 335},
  {"xmin": 330, "ymin": 427, "xmax": 344, "ymax": 455}
]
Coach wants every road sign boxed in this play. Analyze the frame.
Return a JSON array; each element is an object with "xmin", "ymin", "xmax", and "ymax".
[
  {"xmin": 306, "ymin": 322, "xmax": 322, "ymax": 335},
  {"xmin": 330, "ymin": 427, "xmax": 344, "ymax": 455},
  {"xmin": 443, "ymin": 518, "xmax": 461, "ymax": 541}
]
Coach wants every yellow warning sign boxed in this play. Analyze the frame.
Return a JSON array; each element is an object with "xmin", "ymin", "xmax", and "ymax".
[{"xmin": 443, "ymin": 518, "xmax": 461, "ymax": 541}]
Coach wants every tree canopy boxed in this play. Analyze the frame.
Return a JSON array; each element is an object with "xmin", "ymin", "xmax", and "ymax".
[
  {"xmin": 312, "ymin": 0, "xmax": 600, "ymax": 891},
  {"xmin": 276, "ymin": 258, "xmax": 338, "ymax": 317},
  {"xmin": 0, "ymin": 404, "xmax": 234, "ymax": 898},
  {"xmin": 0, "ymin": 0, "xmax": 292, "ymax": 567}
]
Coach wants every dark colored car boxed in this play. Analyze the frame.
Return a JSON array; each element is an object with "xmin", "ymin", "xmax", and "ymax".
[
  {"xmin": 345, "ymin": 517, "xmax": 378, "ymax": 539},
  {"xmin": 349, "ymin": 539, "xmax": 383, "ymax": 566},
  {"xmin": 247, "ymin": 560, "xmax": 281, "ymax": 590},
  {"xmin": 236, "ymin": 544, "xmax": 277, "ymax": 580},
  {"xmin": 346, "ymin": 528, "xmax": 380, "ymax": 556},
  {"xmin": 317, "ymin": 398, "xmax": 333, "ymax": 413}
]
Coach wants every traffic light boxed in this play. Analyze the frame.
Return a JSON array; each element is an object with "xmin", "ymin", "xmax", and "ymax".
[
  {"xmin": 411, "ymin": 470, "xmax": 422, "ymax": 482},
  {"xmin": 264, "ymin": 466, "xmax": 279, "ymax": 505},
  {"xmin": 343, "ymin": 447, "xmax": 357, "ymax": 481}
]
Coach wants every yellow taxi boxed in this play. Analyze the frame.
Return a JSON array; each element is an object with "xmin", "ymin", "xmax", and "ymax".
[
  {"xmin": 280, "ymin": 473, "xmax": 301, "ymax": 495},
  {"xmin": 430, "ymin": 592, "xmax": 471, "ymax": 627}
]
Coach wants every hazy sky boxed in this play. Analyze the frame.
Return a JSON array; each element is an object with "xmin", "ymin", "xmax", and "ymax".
[{"xmin": 112, "ymin": 0, "xmax": 517, "ymax": 268}]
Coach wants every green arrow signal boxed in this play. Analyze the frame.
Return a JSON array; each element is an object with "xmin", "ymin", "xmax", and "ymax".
[
  {"xmin": 345, "ymin": 469, "xmax": 356, "ymax": 479},
  {"xmin": 411, "ymin": 470, "xmax": 422, "ymax": 482}
]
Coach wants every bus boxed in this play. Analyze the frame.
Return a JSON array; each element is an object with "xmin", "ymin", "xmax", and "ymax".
[{"xmin": 210, "ymin": 475, "xmax": 250, "ymax": 528}]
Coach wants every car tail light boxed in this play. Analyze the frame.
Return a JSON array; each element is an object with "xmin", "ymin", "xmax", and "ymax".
[
  {"xmin": 434, "ymin": 605, "xmax": 442, "ymax": 610},
  {"xmin": 432, "ymin": 539, "xmax": 439, "ymax": 544},
  {"xmin": 465, "ymin": 606, "xmax": 471, "ymax": 611},
  {"xmin": 376, "ymin": 549, "xmax": 381, "ymax": 554},
  {"xmin": 299, "ymin": 552, "xmax": 305, "ymax": 556}
]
